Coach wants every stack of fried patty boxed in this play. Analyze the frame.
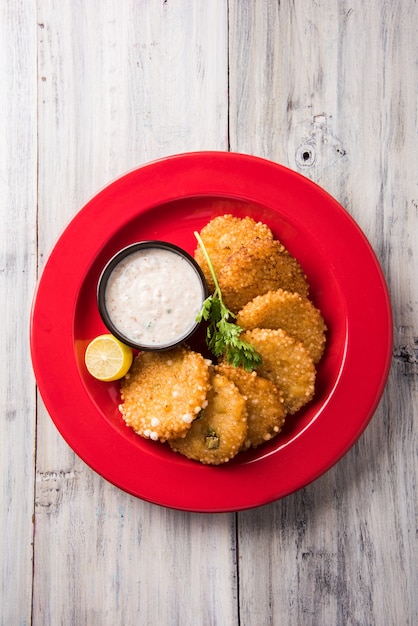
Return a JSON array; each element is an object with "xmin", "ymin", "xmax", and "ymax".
[{"xmin": 120, "ymin": 215, "xmax": 326, "ymax": 465}]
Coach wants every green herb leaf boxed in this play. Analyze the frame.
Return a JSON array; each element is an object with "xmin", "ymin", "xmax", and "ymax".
[{"xmin": 194, "ymin": 231, "xmax": 262, "ymax": 372}]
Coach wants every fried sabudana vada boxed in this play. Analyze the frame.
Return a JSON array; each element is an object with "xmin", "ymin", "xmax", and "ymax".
[
  {"xmin": 237, "ymin": 289, "xmax": 327, "ymax": 363},
  {"xmin": 240, "ymin": 328, "xmax": 316, "ymax": 415},
  {"xmin": 169, "ymin": 372, "xmax": 247, "ymax": 464},
  {"xmin": 218, "ymin": 239, "xmax": 309, "ymax": 313},
  {"xmin": 120, "ymin": 347, "xmax": 211, "ymax": 442},
  {"xmin": 194, "ymin": 214, "xmax": 273, "ymax": 291},
  {"xmin": 216, "ymin": 363, "xmax": 286, "ymax": 449}
]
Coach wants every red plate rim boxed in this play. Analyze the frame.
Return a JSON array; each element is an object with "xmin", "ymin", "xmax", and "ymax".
[{"xmin": 30, "ymin": 151, "xmax": 393, "ymax": 512}]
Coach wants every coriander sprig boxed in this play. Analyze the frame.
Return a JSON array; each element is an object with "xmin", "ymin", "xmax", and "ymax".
[{"xmin": 194, "ymin": 231, "xmax": 262, "ymax": 372}]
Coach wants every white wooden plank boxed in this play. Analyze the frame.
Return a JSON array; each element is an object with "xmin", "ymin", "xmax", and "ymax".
[
  {"xmin": 0, "ymin": 1, "xmax": 37, "ymax": 625},
  {"xmin": 229, "ymin": 1, "xmax": 417, "ymax": 624},
  {"xmin": 37, "ymin": 0, "xmax": 229, "ymax": 252},
  {"xmin": 2, "ymin": 0, "xmax": 416, "ymax": 623},
  {"xmin": 34, "ymin": 2, "xmax": 236, "ymax": 625}
]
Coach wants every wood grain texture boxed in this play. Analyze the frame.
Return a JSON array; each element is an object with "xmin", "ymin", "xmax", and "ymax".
[
  {"xmin": 1, "ymin": 0, "xmax": 417, "ymax": 624},
  {"xmin": 0, "ymin": 2, "xmax": 37, "ymax": 625},
  {"xmin": 229, "ymin": 1, "xmax": 417, "ymax": 624}
]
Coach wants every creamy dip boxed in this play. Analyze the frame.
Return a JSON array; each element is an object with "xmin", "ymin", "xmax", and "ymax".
[{"xmin": 104, "ymin": 247, "xmax": 205, "ymax": 347}]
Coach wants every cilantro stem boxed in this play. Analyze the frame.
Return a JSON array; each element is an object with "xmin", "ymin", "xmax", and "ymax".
[
  {"xmin": 194, "ymin": 231, "xmax": 228, "ymax": 312},
  {"xmin": 194, "ymin": 231, "xmax": 262, "ymax": 371}
]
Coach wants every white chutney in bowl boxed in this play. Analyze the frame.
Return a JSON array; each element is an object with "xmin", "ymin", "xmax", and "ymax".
[{"xmin": 97, "ymin": 241, "xmax": 208, "ymax": 350}]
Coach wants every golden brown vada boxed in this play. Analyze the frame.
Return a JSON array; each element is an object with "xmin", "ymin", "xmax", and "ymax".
[
  {"xmin": 237, "ymin": 289, "xmax": 326, "ymax": 363},
  {"xmin": 216, "ymin": 363, "xmax": 286, "ymax": 449},
  {"xmin": 120, "ymin": 347, "xmax": 211, "ymax": 442},
  {"xmin": 168, "ymin": 372, "xmax": 247, "ymax": 464},
  {"xmin": 240, "ymin": 328, "xmax": 316, "ymax": 414},
  {"xmin": 194, "ymin": 214, "xmax": 273, "ymax": 291},
  {"xmin": 218, "ymin": 239, "xmax": 309, "ymax": 313}
]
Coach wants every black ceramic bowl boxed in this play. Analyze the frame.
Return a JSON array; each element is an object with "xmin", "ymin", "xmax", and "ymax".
[{"xmin": 97, "ymin": 241, "xmax": 208, "ymax": 351}]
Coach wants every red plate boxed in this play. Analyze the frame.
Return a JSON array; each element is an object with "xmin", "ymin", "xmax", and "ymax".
[{"xmin": 30, "ymin": 152, "xmax": 393, "ymax": 512}]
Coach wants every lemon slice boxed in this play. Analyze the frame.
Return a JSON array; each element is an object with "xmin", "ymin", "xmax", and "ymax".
[{"xmin": 85, "ymin": 334, "xmax": 133, "ymax": 381}]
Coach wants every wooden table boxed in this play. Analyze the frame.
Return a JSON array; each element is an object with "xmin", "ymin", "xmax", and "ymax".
[{"xmin": 2, "ymin": 2, "xmax": 417, "ymax": 624}]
